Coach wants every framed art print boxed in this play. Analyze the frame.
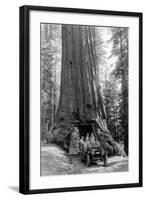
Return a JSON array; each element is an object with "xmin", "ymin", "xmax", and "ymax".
[{"xmin": 19, "ymin": 5, "xmax": 143, "ymax": 194}]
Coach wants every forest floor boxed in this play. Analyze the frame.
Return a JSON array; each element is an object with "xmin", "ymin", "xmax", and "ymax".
[
  {"xmin": 41, "ymin": 143, "xmax": 128, "ymax": 176},
  {"xmin": 40, "ymin": 143, "xmax": 80, "ymax": 176}
]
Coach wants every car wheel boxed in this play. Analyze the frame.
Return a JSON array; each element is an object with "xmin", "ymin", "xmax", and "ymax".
[
  {"xmin": 104, "ymin": 153, "xmax": 108, "ymax": 167},
  {"xmin": 80, "ymin": 153, "xmax": 84, "ymax": 162},
  {"xmin": 86, "ymin": 154, "xmax": 90, "ymax": 167}
]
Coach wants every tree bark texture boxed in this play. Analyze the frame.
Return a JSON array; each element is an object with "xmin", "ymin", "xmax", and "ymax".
[{"xmin": 56, "ymin": 25, "xmax": 108, "ymax": 131}]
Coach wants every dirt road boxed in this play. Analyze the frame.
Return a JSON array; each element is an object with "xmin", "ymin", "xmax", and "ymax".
[
  {"xmin": 69, "ymin": 154, "xmax": 128, "ymax": 174},
  {"xmin": 41, "ymin": 144, "xmax": 128, "ymax": 176}
]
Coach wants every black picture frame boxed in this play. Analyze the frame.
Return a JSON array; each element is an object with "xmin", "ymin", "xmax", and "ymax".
[{"xmin": 19, "ymin": 5, "xmax": 143, "ymax": 194}]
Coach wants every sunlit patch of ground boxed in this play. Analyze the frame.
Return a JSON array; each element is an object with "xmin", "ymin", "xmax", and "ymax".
[
  {"xmin": 70, "ymin": 154, "xmax": 128, "ymax": 174},
  {"xmin": 40, "ymin": 143, "xmax": 80, "ymax": 176}
]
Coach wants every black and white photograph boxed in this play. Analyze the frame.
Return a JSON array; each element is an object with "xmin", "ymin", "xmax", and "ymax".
[
  {"xmin": 40, "ymin": 23, "xmax": 129, "ymax": 176},
  {"xmin": 19, "ymin": 6, "xmax": 142, "ymax": 194}
]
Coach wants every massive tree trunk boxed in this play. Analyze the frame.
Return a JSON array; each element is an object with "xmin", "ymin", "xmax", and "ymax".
[
  {"xmin": 56, "ymin": 25, "xmax": 107, "ymax": 129},
  {"xmin": 53, "ymin": 25, "xmax": 126, "ymax": 156}
]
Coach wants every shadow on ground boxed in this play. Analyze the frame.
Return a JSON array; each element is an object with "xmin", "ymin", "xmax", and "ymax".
[{"xmin": 8, "ymin": 186, "xmax": 19, "ymax": 193}]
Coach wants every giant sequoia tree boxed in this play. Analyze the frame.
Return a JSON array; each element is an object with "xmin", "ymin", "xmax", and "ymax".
[
  {"xmin": 52, "ymin": 25, "xmax": 126, "ymax": 156},
  {"xmin": 56, "ymin": 25, "xmax": 107, "ymax": 129}
]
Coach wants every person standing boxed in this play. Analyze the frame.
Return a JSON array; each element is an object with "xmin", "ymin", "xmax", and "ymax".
[{"xmin": 69, "ymin": 127, "xmax": 80, "ymax": 154}]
